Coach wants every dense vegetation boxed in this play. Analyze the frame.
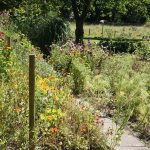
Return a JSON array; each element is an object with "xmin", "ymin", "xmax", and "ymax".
[
  {"xmin": 1, "ymin": 0, "xmax": 150, "ymax": 44},
  {"xmin": 86, "ymin": 0, "xmax": 150, "ymax": 24},
  {"xmin": 0, "ymin": 0, "xmax": 150, "ymax": 149},
  {"xmin": 1, "ymin": 17, "xmax": 109, "ymax": 150}
]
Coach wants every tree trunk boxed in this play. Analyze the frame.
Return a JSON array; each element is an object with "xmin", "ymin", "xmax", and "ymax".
[{"xmin": 75, "ymin": 18, "xmax": 84, "ymax": 43}]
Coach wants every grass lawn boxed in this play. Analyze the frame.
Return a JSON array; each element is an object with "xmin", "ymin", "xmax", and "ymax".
[{"xmin": 70, "ymin": 22, "xmax": 150, "ymax": 39}]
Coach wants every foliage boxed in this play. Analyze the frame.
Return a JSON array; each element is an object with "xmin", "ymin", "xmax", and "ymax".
[
  {"xmin": 0, "ymin": 32, "xmax": 12, "ymax": 79},
  {"xmin": 135, "ymin": 41, "xmax": 150, "ymax": 60},
  {"xmin": 99, "ymin": 38, "xmax": 145, "ymax": 53},
  {"xmin": 0, "ymin": 27, "xmax": 108, "ymax": 149},
  {"xmin": 101, "ymin": 54, "xmax": 150, "ymax": 139},
  {"xmin": 85, "ymin": 0, "xmax": 150, "ymax": 24},
  {"xmin": 49, "ymin": 38, "xmax": 150, "ymax": 145},
  {"xmin": 1, "ymin": 12, "xmax": 150, "ymax": 149},
  {"xmin": 71, "ymin": 57, "xmax": 91, "ymax": 94},
  {"xmin": 121, "ymin": 0, "xmax": 150, "ymax": 24},
  {"xmin": 10, "ymin": 1, "xmax": 70, "ymax": 55},
  {"xmin": 53, "ymin": 0, "xmax": 150, "ymax": 24},
  {"xmin": 29, "ymin": 16, "xmax": 70, "ymax": 55},
  {"xmin": 0, "ymin": 0, "xmax": 23, "ymax": 11},
  {"xmin": 49, "ymin": 41, "xmax": 92, "ymax": 94}
]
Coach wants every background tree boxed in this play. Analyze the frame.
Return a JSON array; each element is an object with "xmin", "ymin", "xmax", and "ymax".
[
  {"xmin": 49, "ymin": 0, "xmax": 92, "ymax": 43},
  {"xmin": 11, "ymin": 0, "xmax": 70, "ymax": 56},
  {"xmin": 1, "ymin": 0, "xmax": 150, "ymax": 46},
  {"xmin": 71, "ymin": 0, "xmax": 91, "ymax": 43},
  {"xmin": 0, "ymin": 0, "xmax": 23, "ymax": 11},
  {"xmin": 58, "ymin": 0, "xmax": 149, "ymax": 42},
  {"xmin": 85, "ymin": 0, "xmax": 150, "ymax": 24}
]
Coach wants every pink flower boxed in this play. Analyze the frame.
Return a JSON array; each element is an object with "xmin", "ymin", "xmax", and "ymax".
[
  {"xmin": 4, "ymin": 44, "xmax": 8, "ymax": 47},
  {"xmin": 0, "ymin": 31, "xmax": 4, "ymax": 35},
  {"xmin": 0, "ymin": 36, "xmax": 4, "ymax": 40}
]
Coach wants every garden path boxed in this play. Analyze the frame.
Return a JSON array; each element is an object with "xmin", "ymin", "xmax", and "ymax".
[
  {"xmin": 101, "ymin": 117, "xmax": 149, "ymax": 150},
  {"xmin": 75, "ymin": 98, "xmax": 149, "ymax": 150}
]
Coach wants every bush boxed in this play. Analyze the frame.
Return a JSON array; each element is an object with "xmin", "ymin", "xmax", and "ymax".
[
  {"xmin": 28, "ymin": 16, "xmax": 70, "ymax": 56},
  {"xmin": 135, "ymin": 41, "xmax": 150, "ymax": 60},
  {"xmin": 49, "ymin": 40, "xmax": 102, "ymax": 95},
  {"xmin": 94, "ymin": 54, "xmax": 150, "ymax": 140},
  {"xmin": 48, "ymin": 39, "xmax": 150, "ymax": 144},
  {"xmin": 85, "ymin": 0, "xmax": 150, "ymax": 24},
  {"xmin": 99, "ymin": 38, "xmax": 144, "ymax": 53},
  {"xmin": 11, "ymin": 6, "xmax": 70, "ymax": 56},
  {"xmin": 0, "ymin": 32, "xmax": 12, "ymax": 79},
  {"xmin": 71, "ymin": 57, "xmax": 91, "ymax": 94}
]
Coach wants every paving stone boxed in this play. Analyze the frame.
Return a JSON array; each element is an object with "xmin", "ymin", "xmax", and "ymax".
[
  {"xmin": 75, "ymin": 98, "xmax": 150, "ymax": 150},
  {"xmin": 102, "ymin": 117, "xmax": 149, "ymax": 150},
  {"xmin": 116, "ymin": 147, "xmax": 149, "ymax": 150},
  {"xmin": 119, "ymin": 131, "xmax": 147, "ymax": 147}
]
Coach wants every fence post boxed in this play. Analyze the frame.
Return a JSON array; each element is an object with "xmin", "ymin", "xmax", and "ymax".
[
  {"xmin": 89, "ymin": 28, "xmax": 90, "ymax": 36},
  {"xmin": 102, "ymin": 24, "xmax": 104, "ymax": 37},
  {"xmin": 29, "ymin": 54, "xmax": 35, "ymax": 150}
]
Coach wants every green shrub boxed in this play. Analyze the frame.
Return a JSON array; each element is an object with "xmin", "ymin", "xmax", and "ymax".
[
  {"xmin": 49, "ymin": 46, "xmax": 92, "ymax": 94},
  {"xmin": 85, "ymin": 53, "xmax": 150, "ymax": 144},
  {"xmin": 135, "ymin": 41, "xmax": 150, "ymax": 60},
  {"xmin": 99, "ymin": 38, "xmax": 143, "ymax": 53},
  {"xmin": 100, "ymin": 54, "xmax": 150, "ymax": 138},
  {"xmin": 29, "ymin": 16, "xmax": 70, "ymax": 56},
  {"xmin": 11, "ymin": 5, "xmax": 70, "ymax": 56},
  {"xmin": 49, "ymin": 44, "xmax": 72, "ymax": 73},
  {"xmin": 71, "ymin": 57, "xmax": 91, "ymax": 94},
  {"xmin": 0, "ymin": 32, "xmax": 12, "ymax": 79}
]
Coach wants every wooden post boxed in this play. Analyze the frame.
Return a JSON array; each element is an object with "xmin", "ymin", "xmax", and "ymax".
[
  {"xmin": 102, "ymin": 24, "xmax": 104, "ymax": 38},
  {"xmin": 29, "ymin": 54, "xmax": 35, "ymax": 150},
  {"xmin": 89, "ymin": 28, "xmax": 90, "ymax": 36}
]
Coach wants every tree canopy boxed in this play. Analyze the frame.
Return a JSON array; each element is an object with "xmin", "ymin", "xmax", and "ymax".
[
  {"xmin": 0, "ymin": 0, "xmax": 23, "ymax": 11},
  {"xmin": 1, "ymin": 0, "xmax": 149, "ymax": 44}
]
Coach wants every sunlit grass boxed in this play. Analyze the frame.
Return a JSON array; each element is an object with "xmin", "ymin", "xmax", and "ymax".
[{"xmin": 70, "ymin": 22, "xmax": 150, "ymax": 39}]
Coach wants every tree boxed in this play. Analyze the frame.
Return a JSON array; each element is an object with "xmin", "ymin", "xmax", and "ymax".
[
  {"xmin": 54, "ymin": 0, "xmax": 92, "ymax": 43},
  {"xmin": 86, "ymin": 0, "xmax": 150, "ymax": 24},
  {"xmin": 71, "ymin": 0, "xmax": 91, "ymax": 43},
  {"xmin": 0, "ymin": 0, "xmax": 23, "ymax": 11},
  {"xmin": 50, "ymin": 0, "xmax": 92, "ymax": 43}
]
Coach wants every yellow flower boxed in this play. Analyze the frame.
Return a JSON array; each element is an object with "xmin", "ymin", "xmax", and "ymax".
[
  {"xmin": 6, "ymin": 47, "xmax": 12, "ymax": 50},
  {"xmin": 14, "ymin": 107, "xmax": 21, "ymax": 113},
  {"xmin": 45, "ymin": 108, "xmax": 51, "ymax": 113},
  {"xmin": 54, "ymin": 96, "xmax": 59, "ymax": 101},
  {"xmin": 38, "ymin": 79, "xmax": 49, "ymax": 90},
  {"xmin": 40, "ymin": 113, "xmax": 46, "ymax": 120},
  {"xmin": 42, "ymin": 82, "xmax": 48, "ymax": 90},
  {"xmin": 50, "ymin": 127, "xmax": 58, "ymax": 133},
  {"xmin": 48, "ymin": 86, "xmax": 54, "ymax": 92},
  {"xmin": 120, "ymin": 91, "xmax": 125, "ymax": 96},
  {"xmin": 47, "ymin": 115, "xmax": 53, "ymax": 121},
  {"xmin": 75, "ymin": 50, "xmax": 81, "ymax": 56}
]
